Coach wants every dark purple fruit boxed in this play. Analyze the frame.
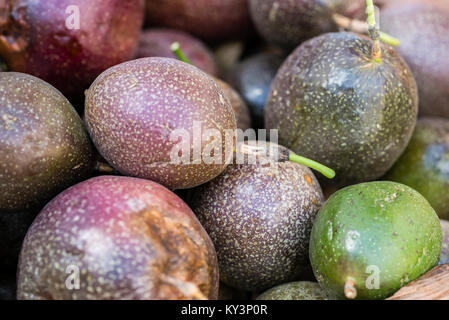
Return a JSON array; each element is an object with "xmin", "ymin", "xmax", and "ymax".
[
  {"xmin": 0, "ymin": 72, "xmax": 95, "ymax": 212},
  {"xmin": 85, "ymin": 57, "xmax": 236, "ymax": 190},
  {"xmin": 190, "ymin": 142, "xmax": 324, "ymax": 292},
  {"xmin": 380, "ymin": 0, "xmax": 449, "ymax": 118},
  {"xmin": 228, "ymin": 51, "xmax": 285, "ymax": 128},
  {"xmin": 441, "ymin": 220, "xmax": 449, "ymax": 265},
  {"xmin": 17, "ymin": 176, "xmax": 219, "ymax": 300},
  {"xmin": 146, "ymin": 0, "xmax": 254, "ymax": 42},
  {"xmin": 249, "ymin": 0, "xmax": 365, "ymax": 49},
  {"xmin": 0, "ymin": 211, "xmax": 36, "ymax": 272},
  {"xmin": 265, "ymin": 32, "xmax": 418, "ymax": 186},
  {"xmin": 135, "ymin": 28, "xmax": 218, "ymax": 76},
  {"xmin": 0, "ymin": 0, "xmax": 144, "ymax": 98}
]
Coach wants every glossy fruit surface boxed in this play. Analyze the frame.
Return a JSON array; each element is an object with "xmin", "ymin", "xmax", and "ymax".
[
  {"xmin": 190, "ymin": 142, "xmax": 324, "ymax": 292},
  {"xmin": 249, "ymin": 0, "xmax": 365, "ymax": 49},
  {"xmin": 265, "ymin": 32, "xmax": 418, "ymax": 186},
  {"xmin": 135, "ymin": 28, "xmax": 218, "ymax": 76},
  {"xmin": 310, "ymin": 181, "xmax": 442, "ymax": 300},
  {"xmin": 0, "ymin": 0, "xmax": 144, "ymax": 98},
  {"xmin": 85, "ymin": 57, "xmax": 236, "ymax": 190},
  {"xmin": 386, "ymin": 118, "xmax": 449, "ymax": 220},
  {"xmin": 0, "ymin": 72, "xmax": 95, "ymax": 212},
  {"xmin": 17, "ymin": 176, "xmax": 219, "ymax": 300}
]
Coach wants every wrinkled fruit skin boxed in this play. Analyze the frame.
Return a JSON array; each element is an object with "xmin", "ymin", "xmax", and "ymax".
[
  {"xmin": 228, "ymin": 52, "xmax": 285, "ymax": 128},
  {"xmin": 85, "ymin": 58, "xmax": 236, "ymax": 190},
  {"xmin": 265, "ymin": 32, "xmax": 418, "ymax": 187},
  {"xmin": 256, "ymin": 281, "xmax": 329, "ymax": 300},
  {"xmin": 440, "ymin": 220, "xmax": 449, "ymax": 265},
  {"xmin": 0, "ymin": 0, "xmax": 144, "ymax": 98},
  {"xmin": 17, "ymin": 176, "xmax": 219, "ymax": 300},
  {"xmin": 381, "ymin": 0, "xmax": 449, "ymax": 118},
  {"xmin": 215, "ymin": 78, "xmax": 251, "ymax": 131},
  {"xmin": 0, "ymin": 72, "xmax": 95, "ymax": 212},
  {"xmin": 310, "ymin": 181, "xmax": 442, "ymax": 300},
  {"xmin": 386, "ymin": 118, "xmax": 449, "ymax": 220},
  {"xmin": 190, "ymin": 142, "xmax": 324, "ymax": 292},
  {"xmin": 135, "ymin": 28, "xmax": 218, "ymax": 76},
  {"xmin": 0, "ymin": 211, "xmax": 36, "ymax": 272},
  {"xmin": 146, "ymin": 0, "xmax": 254, "ymax": 42},
  {"xmin": 249, "ymin": 0, "xmax": 365, "ymax": 49}
]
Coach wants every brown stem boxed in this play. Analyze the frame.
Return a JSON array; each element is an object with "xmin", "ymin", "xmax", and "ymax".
[{"xmin": 344, "ymin": 279, "xmax": 357, "ymax": 299}]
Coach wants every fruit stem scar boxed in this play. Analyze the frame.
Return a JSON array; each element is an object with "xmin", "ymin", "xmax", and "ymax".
[
  {"xmin": 366, "ymin": 0, "xmax": 382, "ymax": 63},
  {"xmin": 331, "ymin": 13, "xmax": 400, "ymax": 47},
  {"xmin": 170, "ymin": 42, "xmax": 193, "ymax": 65},
  {"xmin": 344, "ymin": 278, "xmax": 357, "ymax": 299},
  {"xmin": 289, "ymin": 153, "xmax": 336, "ymax": 179}
]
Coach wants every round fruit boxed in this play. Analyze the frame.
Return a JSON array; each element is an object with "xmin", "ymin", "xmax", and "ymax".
[
  {"xmin": 441, "ymin": 220, "xmax": 449, "ymax": 265},
  {"xmin": 17, "ymin": 176, "xmax": 219, "ymax": 300},
  {"xmin": 0, "ymin": 211, "xmax": 36, "ymax": 272},
  {"xmin": 135, "ymin": 28, "xmax": 218, "ymax": 76},
  {"xmin": 256, "ymin": 282, "xmax": 329, "ymax": 300},
  {"xmin": 381, "ymin": 0, "xmax": 449, "ymax": 118},
  {"xmin": 0, "ymin": 72, "xmax": 95, "ymax": 212},
  {"xmin": 265, "ymin": 32, "xmax": 418, "ymax": 186},
  {"xmin": 310, "ymin": 181, "xmax": 442, "ymax": 300},
  {"xmin": 215, "ymin": 79, "xmax": 251, "ymax": 131},
  {"xmin": 249, "ymin": 0, "xmax": 365, "ymax": 49},
  {"xmin": 0, "ymin": 0, "xmax": 144, "ymax": 98},
  {"xmin": 190, "ymin": 142, "xmax": 324, "ymax": 292},
  {"xmin": 386, "ymin": 118, "xmax": 449, "ymax": 220},
  {"xmin": 146, "ymin": 0, "xmax": 253, "ymax": 42},
  {"xmin": 228, "ymin": 52, "xmax": 285, "ymax": 128},
  {"xmin": 85, "ymin": 57, "xmax": 236, "ymax": 190}
]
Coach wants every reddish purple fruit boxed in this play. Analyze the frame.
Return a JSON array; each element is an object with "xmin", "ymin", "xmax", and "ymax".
[
  {"xmin": 135, "ymin": 28, "xmax": 218, "ymax": 76},
  {"xmin": 17, "ymin": 176, "xmax": 219, "ymax": 300},
  {"xmin": 0, "ymin": 0, "xmax": 144, "ymax": 98},
  {"xmin": 85, "ymin": 58, "xmax": 236, "ymax": 190},
  {"xmin": 146, "ymin": 0, "xmax": 254, "ymax": 42}
]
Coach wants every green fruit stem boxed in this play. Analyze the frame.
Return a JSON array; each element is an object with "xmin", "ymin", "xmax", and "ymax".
[
  {"xmin": 289, "ymin": 153, "xmax": 336, "ymax": 179},
  {"xmin": 366, "ymin": 0, "xmax": 382, "ymax": 63},
  {"xmin": 332, "ymin": 13, "xmax": 400, "ymax": 47},
  {"xmin": 170, "ymin": 42, "xmax": 193, "ymax": 65}
]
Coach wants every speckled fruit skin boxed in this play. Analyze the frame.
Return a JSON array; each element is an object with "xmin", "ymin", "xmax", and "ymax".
[
  {"xmin": 135, "ymin": 28, "xmax": 218, "ymax": 76},
  {"xmin": 0, "ymin": 72, "xmax": 95, "ymax": 212},
  {"xmin": 229, "ymin": 52, "xmax": 285, "ymax": 129},
  {"xmin": 249, "ymin": 0, "xmax": 365, "ymax": 49},
  {"xmin": 256, "ymin": 281, "xmax": 329, "ymax": 300},
  {"xmin": 190, "ymin": 142, "xmax": 324, "ymax": 292},
  {"xmin": 265, "ymin": 32, "xmax": 418, "ymax": 187},
  {"xmin": 0, "ymin": 0, "xmax": 144, "ymax": 98},
  {"xmin": 17, "ymin": 176, "xmax": 219, "ymax": 300},
  {"xmin": 145, "ymin": 0, "xmax": 253, "ymax": 42},
  {"xmin": 310, "ymin": 181, "xmax": 442, "ymax": 300},
  {"xmin": 386, "ymin": 118, "xmax": 449, "ymax": 220},
  {"xmin": 214, "ymin": 79, "xmax": 251, "ymax": 131},
  {"xmin": 0, "ymin": 211, "xmax": 36, "ymax": 272},
  {"xmin": 85, "ymin": 57, "xmax": 236, "ymax": 190},
  {"xmin": 381, "ymin": 0, "xmax": 449, "ymax": 118}
]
